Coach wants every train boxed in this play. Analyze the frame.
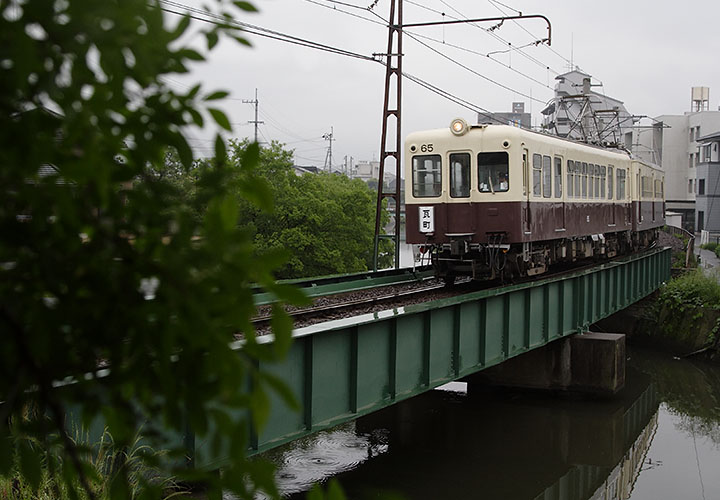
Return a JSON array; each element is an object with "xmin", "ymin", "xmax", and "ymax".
[{"xmin": 404, "ymin": 118, "xmax": 665, "ymax": 282}]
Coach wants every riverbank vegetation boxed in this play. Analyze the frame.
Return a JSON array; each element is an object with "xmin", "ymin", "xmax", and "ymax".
[{"xmin": 649, "ymin": 270, "xmax": 720, "ymax": 358}]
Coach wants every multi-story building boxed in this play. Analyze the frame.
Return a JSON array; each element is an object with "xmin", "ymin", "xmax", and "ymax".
[
  {"xmin": 477, "ymin": 102, "xmax": 532, "ymax": 129},
  {"xmin": 541, "ymin": 70, "xmax": 635, "ymax": 148},
  {"xmin": 695, "ymin": 131, "xmax": 720, "ymax": 234},
  {"xmin": 633, "ymin": 87, "xmax": 720, "ymax": 230}
]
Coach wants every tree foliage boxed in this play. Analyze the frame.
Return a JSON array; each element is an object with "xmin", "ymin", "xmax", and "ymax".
[
  {"xmin": 224, "ymin": 140, "xmax": 393, "ymax": 279},
  {"xmin": 0, "ymin": 1, "xmax": 312, "ymax": 498}
]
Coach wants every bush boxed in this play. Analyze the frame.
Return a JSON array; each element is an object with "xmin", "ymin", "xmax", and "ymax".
[
  {"xmin": 658, "ymin": 269, "xmax": 720, "ymax": 310},
  {"xmin": 653, "ymin": 270, "xmax": 720, "ymax": 351},
  {"xmin": 701, "ymin": 242, "xmax": 718, "ymax": 252}
]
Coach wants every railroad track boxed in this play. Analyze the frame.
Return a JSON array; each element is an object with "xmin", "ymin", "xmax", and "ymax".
[
  {"xmin": 249, "ymin": 247, "xmax": 664, "ymax": 334},
  {"xmin": 252, "ymin": 281, "xmax": 448, "ymax": 328}
]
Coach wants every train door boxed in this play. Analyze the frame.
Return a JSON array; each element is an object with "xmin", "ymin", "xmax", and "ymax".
[
  {"xmin": 651, "ymin": 173, "xmax": 656, "ymax": 222},
  {"xmin": 608, "ymin": 166, "xmax": 616, "ymax": 226},
  {"xmin": 553, "ymin": 156, "xmax": 565, "ymax": 231},
  {"xmin": 636, "ymin": 171, "xmax": 641, "ymax": 226},
  {"xmin": 523, "ymin": 148, "xmax": 531, "ymax": 234},
  {"xmin": 446, "ymin": 152, "xmax": 474, "ymax": 234}
]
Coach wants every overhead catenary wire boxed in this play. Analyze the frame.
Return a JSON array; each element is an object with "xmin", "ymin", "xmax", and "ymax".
[
  {"xmin": 158, "ymin": 0, "xmax": 379, "ymax": 63},
  {"xmin": 487, "ymin": 0, "xmax": 574, "ymax": 70},
  {"xmin": 404, "ymin": 31, "xmax": 549, "ymax": 102},
  {"xmin": 159, "ymin": 0, "xmax": 547, "ymax": 154},
  {"xmin": 433, "ymin": 0, "xmax": 559, "ymax": 76},
  {"xmin": 162, "ymin": 0, "xmax": 557, "ymax": 115}
]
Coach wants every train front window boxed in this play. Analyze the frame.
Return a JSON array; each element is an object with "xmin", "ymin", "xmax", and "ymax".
[
  {"xmin": 450, "ymin": 153, "xmax": 471, "ymax": 198},
  {"xmin": 412, "ymin": 155, "xmax": 442, "ymax": 197},
  {"xmin": 478, "ymin": 151, "xmax": 509, "ymax": 193}
]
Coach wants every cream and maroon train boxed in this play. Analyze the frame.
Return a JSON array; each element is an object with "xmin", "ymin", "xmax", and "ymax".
[{"xmin": 405, "ymin": 119, "xmax": 665, "ymax": 281}]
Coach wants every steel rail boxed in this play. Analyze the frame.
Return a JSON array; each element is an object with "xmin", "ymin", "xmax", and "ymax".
[{"xmin": 252, "ymin": 265, "xmax": 434, "ymax": 306}]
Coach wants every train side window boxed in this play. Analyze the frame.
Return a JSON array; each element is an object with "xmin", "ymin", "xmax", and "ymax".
[
  {"xmin": 592, "ymin": 164, "xmax": 599, "ymax": 199},
  {"xmin": 600, "ymin": 166, "xmax": 606, "ymax": 198},
  {"xmin": 582, "ymin": 162, "xmax": 588, "ymax": 198},
  {"xmin": 567, "ymin": 160, "xmax": 574, "ymax": 198},
  {"xmin": 554, "ymin": 157, "xmax": 562, "ymax": 198},
  {"xmin": 532, "ymin": 153, "xmax": 542, "ymax": 196},
  {"xmin": 617, "ymin": 169, "xmax": 626, "ymax": 200},
  {"xmin": 575, "ymin": 161, "xmax": 581, "ymax": 197},
  {"xmin": 478, "ymin": 151, "xmax": 509, "ymax": 193},
  {"xmin": 642, "ymin": 176, "xmax": 653, "ymax": 198},
  {"xmin": 654, "ymin": 179, "xmax": 662, "ymax": 198},
  {"xmin": 450, "ymin": 153, "xmax": 471, "ymax": 198},
  {"xmin": 412, "ymin": 155, "xmax": 442, "ymax": 197},
  {"xmin": 542, "ymin": 155, "xmax": 552, "ymax": 198},
  {"xmin": 608, "ymin": 166, "xmax": 614, "ymax": 200},
  {"xmin": 589, "ymin": 164, "xmax": 595, "ymax": 199}
]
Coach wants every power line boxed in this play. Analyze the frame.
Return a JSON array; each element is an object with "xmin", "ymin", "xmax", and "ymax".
[
  {"xmin": 158, "ymin": 0, "xmax": 379, "ymax": 63},
  {"xmin": 405, "ymin": 29, "xmax": 553, "ymax": 91},
  {"xmin": 303, "ymin": 0, "xmax": 388, "ymax": 24},
  {"xmin": 487, "ymin": 0, "xmax": 572, "ymax": 69},
  {"xmin": 403, "ymin": 71, "xmax": 510, "ymax": 126},
  {"xmin": 404, "ymin": 31, "xmax": 547, "ymax": 104},
  {"xmin": 432, "ymin": 0, "xmax": 559, "ymax": 75},
  {"xmin": 159, "ymin": 1, "xmax": 532, "ymax": 134}
]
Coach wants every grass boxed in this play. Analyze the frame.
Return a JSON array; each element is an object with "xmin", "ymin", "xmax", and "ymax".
[{"xmin": 0, "ymin": 429, "xmax": 188, "ymax": 500}]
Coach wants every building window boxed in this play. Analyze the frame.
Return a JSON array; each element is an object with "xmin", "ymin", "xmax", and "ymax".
[
  {"xmin": 699, "ymin": 178, "xmax": 705, "ymax": 195},
  {"xmin": 689, "ymin": 155, "xmax": 693, "ymax": 169}
]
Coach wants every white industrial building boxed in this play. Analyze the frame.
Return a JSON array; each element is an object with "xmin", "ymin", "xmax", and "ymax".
[
  {"xmin": 633, "ymin": 87, "xmax": 720, "ymax": 230},
  {"xmin": 541, "ymin": 70, "xmax": 635, "ymax": 148}
]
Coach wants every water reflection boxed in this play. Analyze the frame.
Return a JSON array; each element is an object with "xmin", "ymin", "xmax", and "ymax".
[
  {"xmin": 260, "ymin": 349, "xmax": 720, "ymax": 500},
  {"xmin": 262, "ymin": 367, "xmax": 657, "ymax": 500}
]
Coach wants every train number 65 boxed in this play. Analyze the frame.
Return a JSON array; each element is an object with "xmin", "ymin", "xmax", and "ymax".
[{"xmin": 420, "ymin": 144, "xmax": 434, "ymax": 153}]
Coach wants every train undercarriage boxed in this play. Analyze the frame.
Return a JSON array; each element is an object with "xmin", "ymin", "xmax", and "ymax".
[{"xmin": 423, "ymin": 229, "xmax": 659, "ymax": 284}]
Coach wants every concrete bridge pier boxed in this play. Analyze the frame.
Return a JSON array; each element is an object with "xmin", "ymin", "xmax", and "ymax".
[{"xmin": 464, "ymin": 332, "xmax": 626, "ymax": 396}]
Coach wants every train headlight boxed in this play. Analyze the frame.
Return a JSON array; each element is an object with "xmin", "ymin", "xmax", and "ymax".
[{"xmin": 450, "ymin": 118, "xmax": 469, "ymax": 136}]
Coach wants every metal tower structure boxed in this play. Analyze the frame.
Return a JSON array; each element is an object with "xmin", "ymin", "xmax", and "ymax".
[{"xmin": 372, "ymin": 0, "xmax": 403, "ymax": 270}]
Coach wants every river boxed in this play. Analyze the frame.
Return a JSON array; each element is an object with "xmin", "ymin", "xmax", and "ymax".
[{"xmin": 256, "ymin": 348, "xmax": 720, "ymax": 499}]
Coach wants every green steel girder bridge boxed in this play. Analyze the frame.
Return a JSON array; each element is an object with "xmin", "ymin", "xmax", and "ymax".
[{"xmin": 192, "ymin": 246, "xmax": 671, "ymax": 467}]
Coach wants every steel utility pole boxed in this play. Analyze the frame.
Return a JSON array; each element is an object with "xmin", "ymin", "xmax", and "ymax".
[
  {"xmin": 371, "ymin": 8, "xmax": 552, "ymax": 270},
  {"xmin": 243, "ymin": 88, "xmax": 264, "ymax": 143},
  {"xmin": 323, "ymin": 127, "xmax": 334, "ymax": 172}
]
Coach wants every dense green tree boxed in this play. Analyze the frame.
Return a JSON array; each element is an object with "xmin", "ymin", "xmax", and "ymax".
[
  {"xmin": 226, "ymin": 139, "xmax": 393, "ymax": 279},
  {"xmin": 0, "ymin": 1, "xmax": 329, "ymax": 499}
]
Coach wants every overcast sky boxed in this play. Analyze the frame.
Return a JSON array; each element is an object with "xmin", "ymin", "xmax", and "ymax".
[{"xmin": 169, "ymin": 0, "xmax": 720, "ymax": 168}]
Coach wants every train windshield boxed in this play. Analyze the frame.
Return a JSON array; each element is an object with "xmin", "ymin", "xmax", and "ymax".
[
  {"xmin": 412, "ymin": 155, "xmax": 442, "ymax": 197},
  {"xmin": 478, "ymin": 152, "xmax": 509, "ymax": 193}
]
